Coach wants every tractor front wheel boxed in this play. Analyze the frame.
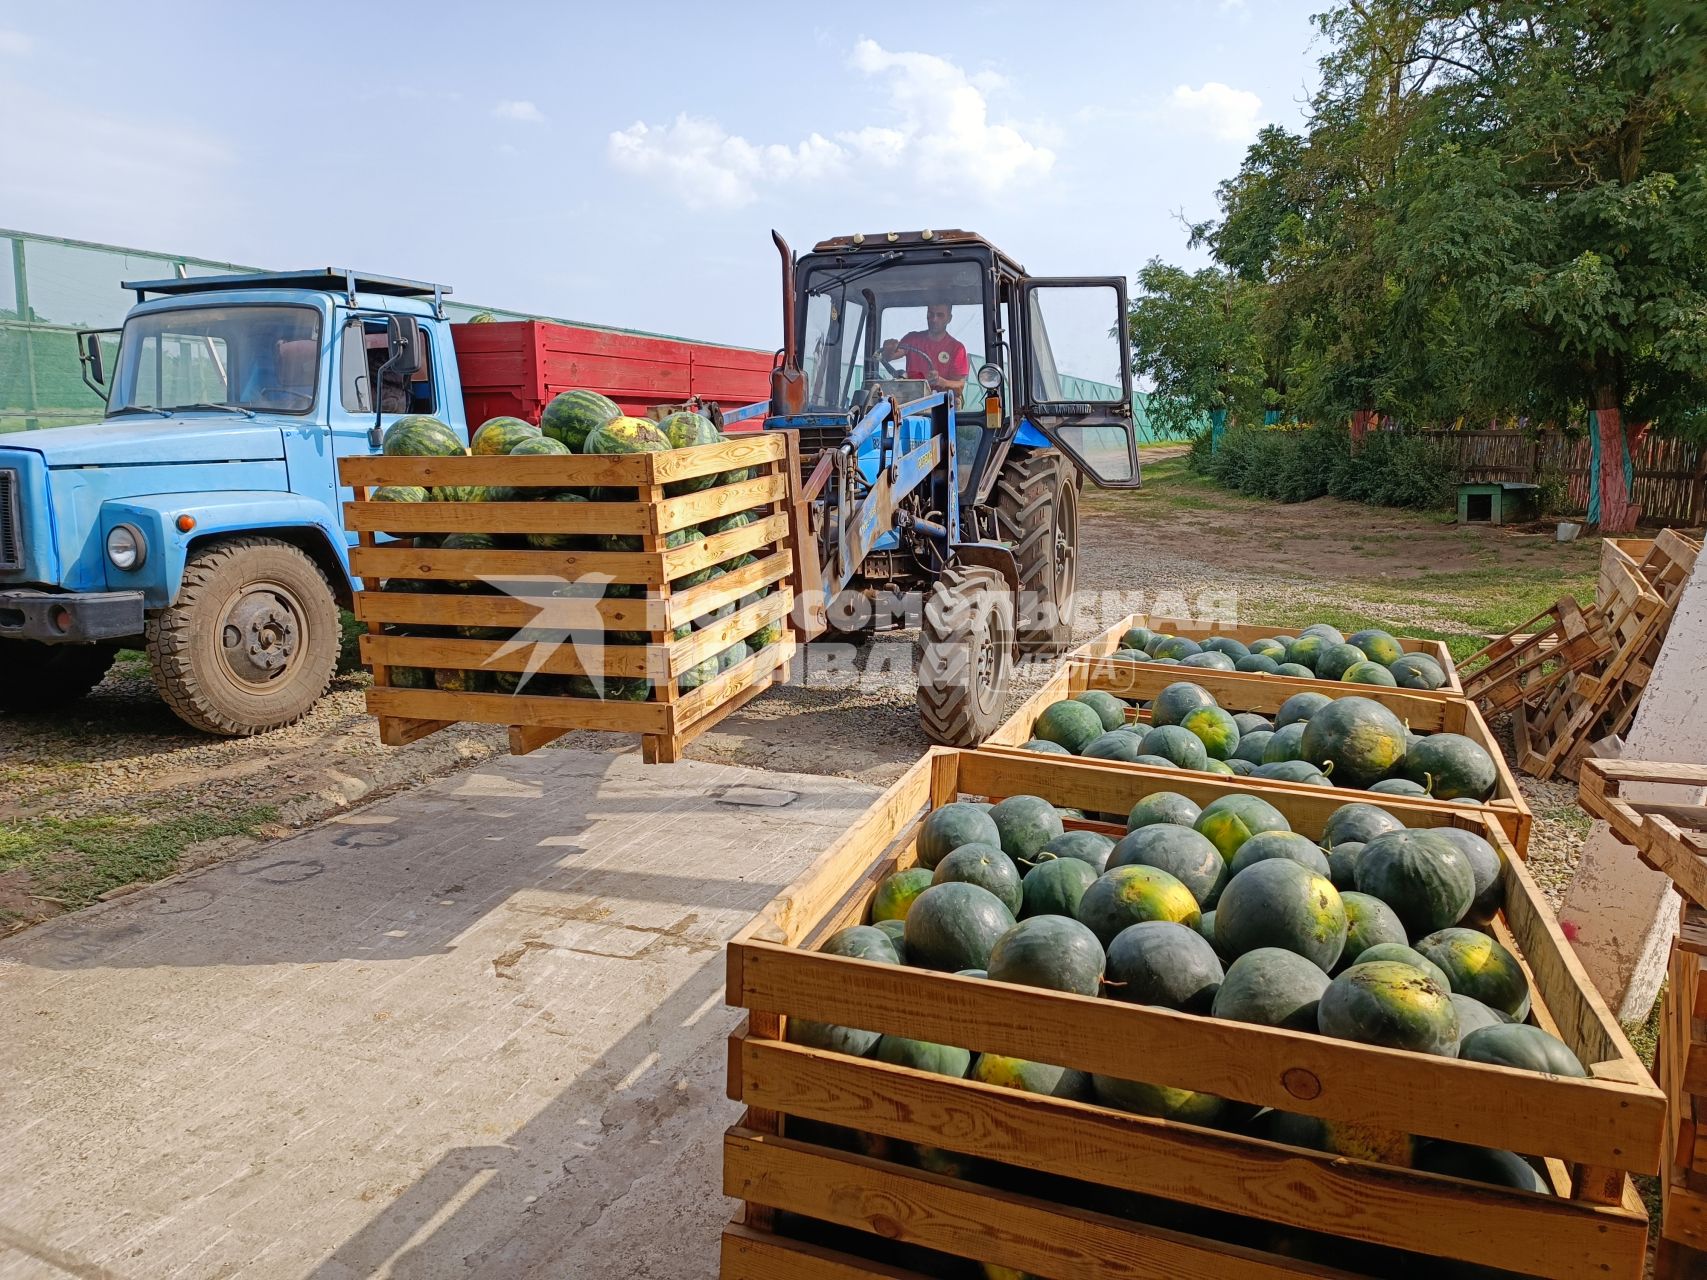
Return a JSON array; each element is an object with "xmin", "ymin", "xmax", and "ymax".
[
  {"xmin": 995, "ymin": 448, "xmax": 1078, "ymax": 654},
  {"xmin": 915, "ymin": 565, "xmax": 1015, "ymax": 747}
]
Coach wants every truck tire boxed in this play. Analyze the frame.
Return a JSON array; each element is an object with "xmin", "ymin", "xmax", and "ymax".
[
  {"xmin": 146, "ymin": 536, "xmax": 340, "ymax": 736},
  {"xmin": 0, "ymin": 639, "xmax": 118, "ymax": 713},
  {"xmin": 916, "ymin": 564, "xmax": 1014, "ymax": 747},
  {"xmin": 995, "ymin": 448, "xmax": 1078, "ymax": 654}
]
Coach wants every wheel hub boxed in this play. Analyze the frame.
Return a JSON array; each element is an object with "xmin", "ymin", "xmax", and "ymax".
[{"xmin": 221, "ymin": 591, "xmax": 300, "ymax": 684}]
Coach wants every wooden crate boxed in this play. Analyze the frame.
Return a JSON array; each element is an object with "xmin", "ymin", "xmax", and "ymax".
[
  {"xmin": 723, "ymin": 749, "xmax": 1662, "ymax": 1280},
  {"xmin": 987, "ymin": 658, "xmax": 1533, "ymax": 855},
  {"xmin": 1460, "ymin": 595, "xmax": 1611, "ymax": 716},
  {"xmin": 1098, "ymin": 614, "xmax": 1463, "ymax": 695},
  {"xmin": 1657, "ymin": 906, "xmax": 1707, "ymax": 1271},
  {"xmin": 1579, "ymin": 759, "xmax": 1707, "ymax": 907},
  {"xmin": 338, "ymin": 433, "xmax": 810, "ymax": 761}
]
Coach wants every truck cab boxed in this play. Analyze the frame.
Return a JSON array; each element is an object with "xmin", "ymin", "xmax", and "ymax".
[{"xmin": 0, "ymin": 270, "xmax": 458, "ymax": 734}]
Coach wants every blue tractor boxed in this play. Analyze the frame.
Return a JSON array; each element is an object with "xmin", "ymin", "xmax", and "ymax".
[{"xmin": 752, "ymin": 228, "xmax": 1141, "ymax": 745}]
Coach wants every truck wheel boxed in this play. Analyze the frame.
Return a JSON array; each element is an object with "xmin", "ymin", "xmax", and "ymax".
[
  {"xmin": 995, "ymin": 448, "xmax": 1078, "ymax": 654},
  {"xmin": 146, "ymin": 536, "xmax": 340, "ymax": 736},
  {"xmin": 916, "ymin": 565, "xmax": 1014, "ymax": 747},
  {"xmin": 0, "ymin": 639, "xmax": 118, "ymax": 712}
]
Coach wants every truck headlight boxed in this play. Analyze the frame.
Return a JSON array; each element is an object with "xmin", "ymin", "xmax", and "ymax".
[
  {"xmin": 976, "ymin": 363, "xmax": 1004, "ymax": 391},
  {"xmin": 107, "ymin": 524, "xmax": 146, "ymax": 571}
]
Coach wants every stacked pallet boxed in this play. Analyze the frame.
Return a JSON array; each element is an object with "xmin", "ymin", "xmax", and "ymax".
[{"xmin": 1580, "ymin": 759, "xmax": 1707, "ymax": 1276}]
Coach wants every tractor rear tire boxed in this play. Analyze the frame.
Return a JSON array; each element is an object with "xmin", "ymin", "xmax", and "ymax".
[
  {"xmin": 995, "ymin": 448, "xmax": 1078, "ymax": 654},
  {"xmin": 0, "ymin": 639, "xmax": 118, "ymax": 713},
  {"xmin": 916, "ymin": 565, "xmax": 1015, "ymax": 747}
]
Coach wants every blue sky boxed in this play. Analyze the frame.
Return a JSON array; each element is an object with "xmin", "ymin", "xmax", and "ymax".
[{"xmin": 0, "ymin": 0, "xmax": 1324, "ymax": 348}]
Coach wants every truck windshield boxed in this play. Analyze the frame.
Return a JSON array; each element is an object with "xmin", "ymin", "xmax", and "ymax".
[{"xmin": 107, "ymin": 305, "xmax": 322, "ymax": 417}]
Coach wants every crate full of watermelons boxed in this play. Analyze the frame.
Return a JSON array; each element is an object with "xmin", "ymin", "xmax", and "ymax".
[
  {"xmin": 722, "ymin": 748, "xmax": 1659, "ymax": 1280},
  {"xmin": 988, "ymin": 655, "xmax": 1534, "ymax": 856},
  {"xmin": 339, "ymin": 393, "xmax": 804, "ymax": 761}
]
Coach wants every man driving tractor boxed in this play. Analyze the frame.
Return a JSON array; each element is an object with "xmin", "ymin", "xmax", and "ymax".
[{"xmin": 881, "ymin": 302, "xmax": 968, "ymax": 400}]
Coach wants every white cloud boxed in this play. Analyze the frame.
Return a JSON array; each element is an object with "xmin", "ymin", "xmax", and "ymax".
[
  {"xmin": 1168, "ymin": 82, "xmax": 1264, "ymax": 143},
  {"xmin": 0, "ymin": 28, "xmax": 33, "ymax": 55},
  {"xmin": 607, "ymin": 40, "xmax": 1053, "ymax": 209},
  {"xmin": 492, "ymin": 99, "xmax": 544, "ymax": 124}
]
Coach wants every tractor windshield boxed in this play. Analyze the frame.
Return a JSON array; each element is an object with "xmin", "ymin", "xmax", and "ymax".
[
  {"xmin": 799, "ymin": 257, "xmax": 986, "ymax": 412},
  {"xmin": 108, "ymin": 305, "xmax": 322, "ymax": 418}
]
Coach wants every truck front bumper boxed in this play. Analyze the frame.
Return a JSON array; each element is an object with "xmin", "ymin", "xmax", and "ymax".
[{"xmin": 0, "ymin": 589, "xmax": 146, "ymax": 643}]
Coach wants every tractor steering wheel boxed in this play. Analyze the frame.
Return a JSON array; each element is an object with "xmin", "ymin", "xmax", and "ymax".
[{"xmin": 878, "ymin": 343, "xmax": 932, "ymax": 382}]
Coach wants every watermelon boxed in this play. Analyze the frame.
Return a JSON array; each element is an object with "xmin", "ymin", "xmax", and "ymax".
[
  {"xmin": 540, "ymin": 388, "xmax": 621, "ymax": 450},
  {"xmin": 1214, "ymin": 858, "xmax": 1347, "ymax": 970},
  {"xmin": 372, "ymin": 484, "xmax": 429, "ymax": 504},
  {"xmin": 1082, "ymin": 731, "xmax": 1145, "ymax": 763},
  {"xmin": 1149, "ymin": 682, "xmax": 1217, "ymax": 727},
  {"xmin": 1231, "ymin": 730, "xmax": 1274, "ymax": 764},
  {"xmin": 1092, "ymin": 1073, "xmax": 1225, "ymax": 1125},
  {"xmin": 1076, "ymin": 865, "xmax": 1200, "ymax": 945},
  {"xmin": 1020, "ymin": 856, "xmax": 1099, "ymax": 919},
  {"xmin": 1249, "ymin": 637, "xmax": 1289, "ymax": 660},
  {"xmin": 822, "ymin": 924, "xmax": 901, "ymax": 964},
  {"xmin": 1235, "ymin": 654, "xmax": 1281, "ymax": 674},
  {"xmin": 1138, "ymin": 725, "xmax": 1209, "ymax": 771},
  {"xmin": 1368, "ymin": 777, "xmax": 1429, "ymax": 796},
  {"xmin": 1227, "ymin": 831, "xmax": 1331, "ymax": 879},
  {"xmin": 1318, "ymin": 961, "xmax": 1461, "ymax": 1056},
  {"xmin": 1180, "ymin": 652, "xmax": 1236, "ymax": 672},
  {"xmin": 1415, "ymin": 928, "xmax": 1530, "ymax": 1017},
  {"xmin": 1153, "ymin": 636, "xmax": 1203, "ymax": 660},
  {"xmin": 1274, "ymin": 662, "xmax": 1316, "ymax": 678},
  {"xmin": 659, "ymin": 409, "xmax": 721, "ymax": 449},
  {"xmin": 873, "ymin": 919, "xmax": 908, "ymax": 960},
  {"xmin": 1325, "ymin": 842, "xmax": 1364, "ymax": 890},
  {"xmin": 1201, "ymin": 759, "xmax": 1235, "ymax": 777},
  {"xmin": 1315, "ymin": 643, "xmax": 1368, "ymax": 682},
  {"xmin": 509, "ymin": 435, "xmax": 571, "ymax": 456},
  {"xmin": 1301, "ymin": 623, "xmax": 1346, "ymax": 644},
  {"xmin": 1108, "ymin": 824, "xmax": 1228, "ymax": 907},
  {"xmin": 1342, "ymin": 660, "xmax": 1398, "ymax": 687},
  {"xmin": 871, "ymin": 867, "xmax": 935, "ymax": 922},
  {"xmin": 969, "ymin": 1055, "xmax": 1090, "ymax": 1100},
  {"xmin": 1275, "ymin": 693, "xmax": 1331, "ymax": 729},
  {"xmin": 1261, "ymin": 722, "xmax": 1308, "ymax": 763},
  {"xmin": 786, "ymin": 1018, "xmax": 881, "ymax": 1057},
  {"xmin": 1403, "ymin": 733, "xmax": 1498, "ymax": 801},
  {"xmin": 873, "ymin": 1035, "xmax": 970, "ymax": 1078},
  {"xmin": 1020, "ymin": 738, "xmax": 1071, "ymax": 756},
  {"xmin": 1322, "ymin": 802, "xmax": 1404, "ymax": 847},
  {"xmin": 1299, "ymin": 696, "xmax": 1408, "ymax": 788},
  {"xmin": 471, "ymin": 415, "xmax": 541, "ymax": 455},
  {"xmin": 389, "ymin": 665, "xmax": 432, "ymax": 689},
  {"xmin": 1450, "ymin": 994, "xmax": 1514, "ymax": 1037},
  {"xmin": 1235, "ymin": 713, "xmax": 1277, "ymax": 737},
  {"xmin": 933, "ymin": 843, "xmax": 1023, "ymax": 916},
  {"xmin": 1352, "ymin": 630, "xmax": 1405, "ymax": 667},
  {"xmin": 1415, "ymin": 1142, "xmax": 1549, "ymax": 1194},
  {"xmin": 382, "ymin": 415, "xmax": 464, "ymax": 457},
  {"xmin": 437, "ymin": 532, "xmax": 500, "ymax": 591},
  {"xmin": 988, "ymin": 795, "xmax": 1065, "ymax": 862},
  {"xmin": 1251, "ymin": 760, "xmax": 1331, "ymax": 787},
  {"xmin": 586, "ymin": 415, "xmax": 670, "ymax": 456},
  {"xmin": 1133, "ymin": 754, "xmax": 1181, "ymax": 770},
  {"xmin": 1225, "ymin": 760, "xmax": 1258, "ymax": 778},
  {"xmin": 904, "ymin": 881, "xmax": 1016, "ymax": 971},
  {"xmin": 917, "ymin": 803, "xmax": 1002, "ymax": 870},
  {"xmin": 1126, "ymin": 791, "xmax": 1201, "ymax": 830},
  {"xmin": 1195, "ymin": 910, "xmax": 1220, "ymax": 953},
  {"xmin": 1353, "ymin": 942, "xmax": 1453, "ymax": 993},
  {"xmin": 1075, "ymin": 689, "xmax": 1129, "ymax": 731},
  {"xmin": 1105, "ymin": 920, "xmax": 1224, "ymax": 1012},
  {"xmin": 1459, "ymin": 1023, "xmax": 1585, "ymax": 1077},
  {"xmin": 1430, "ymin": 827, "xmax": 1505, "ymax": 923},
  {"xmin": 1355, "ymin": 829, "xmax": 1475, "ymax": 936},
  {"xmin": 1180, "ymin": 705, "xmax": 1241, "ymax": 760},
  {"xmin": 1033, "ymin": 699, "xmax": 1106, "ymax": 753},
  {"xmin": 986, "ymin": 915, "xmax": 1105, "ymax": 996},
  {"xmin": 1390, "ymin": 653, "xmax": 1448, "ymax": 690},
  {"xmin": 1039, "ymin": 829, "xmax": 1115, "ymax": 872},
  {"xmin": 1194, "ymin": 793, "xmax": 1290, "ymax": 860},
  {"xmin": 1202, "ymin": 636, "xmax": 1250, "ymax": 660},
  {"xmin": 1212, "ymin": 948, "xmax": 1331, "ymax": 1029},
  {"xmin": 1285, "ymin": 634, "xmax": 1329, "ymax": 670},
  {"xmin": 1339, "ymin": 892, "xmax": 1408, "ymax": 965},
  {"xmin": 1120, "ymin": 626, "xmax": 1154, "ymax": 650},
  {"xmin": 525, "ymin": 494, "xmax": 589, "ymax": 549}
]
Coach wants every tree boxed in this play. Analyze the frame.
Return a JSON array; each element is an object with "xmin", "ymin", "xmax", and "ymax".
[{"xmin": 1126, "ymin": 260, "xmax": 1268, "ymax": 439}]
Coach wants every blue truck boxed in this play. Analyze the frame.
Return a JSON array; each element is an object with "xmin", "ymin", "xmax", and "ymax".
[{"xmin": 0, "ymin": 269, "xmax": 456, "ymax": 734}]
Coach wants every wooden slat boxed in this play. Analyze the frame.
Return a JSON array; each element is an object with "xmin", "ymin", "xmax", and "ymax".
[
  {"xmin": 734, "ymin": 1036, "xmax": 1645, "ymax": 1277},
  {"xmin": 674, "ymin": 639, "xmax": 794, "ymax": 724},
  {"xmin": 349, "ymin": 543, "xmax": 667, "ymax": 585},
  {"xmin": 656, "ymin": 473, "xmax": 789, "ymax": 534},
  {"xmin": 645, "ymin": 642, "xmax": 794, "ymax": 765},
  {"xmin": 339, "ymin": 452, "xmax": 652, "ymax": 488},
  {"xmin": 668, "ymin": 591, "xmax": 792, "ymax": 677},
  {"xmin": 353, "ymin": 589, "xmax": 660, "ymax": 631},
  {"xmin": 661, "ymin": 513, "xmax": 790, "ymax": 579},
  {"xmin": 344, "ymin": 499, "xmax": 650, "ymax": 536},
  {"xmin": 720, "ymin": 1223, "xmax": 932, "ymax": 1280},
  {"xmin": 726, "ymin": 1127, "xmax": 1377, "ymax": 1280},
  {"xmin": 366, "ymin": 684, "xmax": 671, "ymax": 734},
  {"xmin": 359, "ymin": 631, "xmax": 655, "ymax": 680},
  {"xmin": 666, "ymin": 551, "xmax": 792, "ymax": 630},
  {"xmin": 648, "ymin": 433, "xmax": 786, "ymax": 483}
]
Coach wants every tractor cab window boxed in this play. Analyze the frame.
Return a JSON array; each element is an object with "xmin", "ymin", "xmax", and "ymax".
[
  {"xmin": 799, "ymin": 257, "xmax": 987, "ymax": 412},
  {"xmin": 1023, "ymin": 283, "xmax": 1127, "ymax": 402},
  {"xmin": 341, "ymin": 317, "xmax": 436, "ymax": 415}
]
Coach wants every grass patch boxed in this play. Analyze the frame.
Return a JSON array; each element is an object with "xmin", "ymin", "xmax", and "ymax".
[
  {"xmin": 114, "ymin": 648, "xmax": 150, "ymax": 675},
  {"xmin": 0, "ymin": 804, "xmax": 279, "ymax": 910}
]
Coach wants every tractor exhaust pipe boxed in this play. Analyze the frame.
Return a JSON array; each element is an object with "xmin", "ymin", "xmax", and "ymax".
[{"xmin": 770, "ymin": 230, "xmax": 806, "ymax": 416}]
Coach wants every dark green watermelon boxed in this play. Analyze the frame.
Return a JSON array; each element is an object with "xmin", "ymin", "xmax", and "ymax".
[
  {"xmin": 1322, "ymin": 802, "xmax": 1404, "ymax": 848},
  {"xmin": 1150, "ymin": 681, "xmax": 1217, "ymax": 727},
  {"xmin": 1368, "ymin": 777, "xmax": 1430, "ymax": 796},
  {"xmin": 540, "ymin": 388, "xmax": 621, "ymax": 450},
  {"xmin": 1249, "ymin": 637, "xmax": 1289, "ymax": 660},
  {"xmin": 1138, "ymin": 725, "xmax": 1209, "ymax": 770},
  {"xmin": 917, "ymin": 803, "xmax": 1002, "ymax": 870},
  {"xmin": 871, "ymin": 867, "xmax": 935, "ymax": 922},
  {"xmin": 1299, "ymin": 696, "xmax": 1408, "ymax": 788},
  {"xmin": 1430, "ymin": 827, "xmax": 1505, "ymax": 923},
  {"xmin": 933, "ymin": 843, "xmax": 1023, "ymax": 916},
  {"xmin": 1033, "ymin": 699, "xmax": 1106, "ymax": 753},
  {"xmin": 1415, "ymin": 1141, "xmax": 1549, "ymax": 1194},
  {"xmin": 1038, "ymin": 829, "xmax": 1115, "ymax": 872},
  {"xmin": 1180, "ymin": 651, "xmax": 1236, "ymax": 672},
  {"xmin": 1318, "ymin": 961, "xmax": 1461, "ymax": 1056},
  {"xmin": 1301, "ymin": 623, "xmax": 1346, "ymax": 645},
  {"xmin": 1225, "ymin": 759, "xmax": 1258, "ymax": 777},
  {"xmin": 874, "ymin": 918, "xmax": 908, "ymax": 961},
  {"xmin": 1082, "ymin": 731, "xmax": 1146, "ymax": 763},
  {"xmin": 986, "ymin": 915, "xmax": 1105, "ymax": 996},
  {"xmin": 988, "ymin": 795, "xmax": 1065, "ymax": 862},
  {"xmin": 1235, "ymin": 654, "xmax": 1282, "ymax": 674},
  {"xmin": 1315, "ymin": 643, "xmax": 1369, "ymax": 682},
  {"xmin": 873, "ymin": 1035, "xmax": 970, "ymax": 1078},
  {"xmin": 1212, "ymin": 947, "xmax": 1331, "ymax": 1029},
  {"xmin": 1020, "ymin": 738, "xmax": 1071, "ymax": 755},
  {"xmin": 1275, "ymin": 691, "xmax": 1332, "ymax": 730},
  {"xmin": 1285, "ymin": 634, "xmax": 1329, "ymax": 670},
  {"xmin": 1194, "ymin": 793, "xmax": 1290, "ymax": 860},
  {"xmin": 1133, "ymin": 754, "xmax": 1181, "ymax": 770},
  {"xmin": 1341, "ymin": 660, "xmax": 1398, "ymax": 687},
  {"xmin": 1153, "ymin": 636, "xmax": 1203, "ymax": 661},
  {"xmin": 821, "ymin": 924, "xmax": 901, "ymax": 964},
  {"xmin": 1261, "ymin": 722, "xmax": 1308, "ymax": 763},
  {"xmin": 1108, "ymin": 824, "xmax": 1228, "ymax": 907},
  {"xmin": 1092, "ymin": 1073, "xmax": 1225, "ymax": 1125},
  {"xmin": 1415, "ymin": 928, "xmax": 1530, "ymax": 1017},
  {"xmin": 1233, "ymin": 713, "xmax": 1274, "ymax": 735},
  {"xmin": 1120, "ymin": 626, "xmax": 1155, "ymax": 650},
  {"xmin": 1227, "ymin": 831, "xmax": 1331, "ymax": 879},
  {"xmin": 1202, "ymin": 636, "xmax": 1251, "ymax": 660},
  {"xmin": 1076, "ymin": 865, "xmax": 1201, "ymax": 945},
  {"xmin": 1126, "ymin": 791, "xmax": 1201, "ymax": 830},
  {"xmin": 382, "ymin": 414, "xmax": 464, "ymax": 457},
  {"xmin": 1355, "ymin": 830, "xmax": 1475, "ymax": 936},
  {"xmin": 1354, "ymin": 942, "xmax": 1453, "ymax": 993},
  {"xmin": 1391, "ymin": 653, "xmax": 1448, "ymax": 690},
  {"xmin": 1450, "ymin": 993, "xmax": 1514, "ymax": 1037},
  {"xmin": 1231, "ymin": 730, "xmax": 1274, "ymax": 764},
  {"xmin": 509, "ymin": 435, "xmax": 571, "ymax": 456},
  {"xmin": 1075, "ymin": 689, "xmax": 1129, "ymax": 731},
  {"xmin": 1403, "ymin": 733, "xmax": 1498, "ymax": 802},
  {"xmin": 786, "ymin": 1018, "xmax": 881, "ymax": 1057},
  {"xmin": 1325, "ymin": 842, "xmax": 1365, "ymax": 890},
  {"xmin": 1251, "ymin": 760, "xmax": 1332, "ymax": 787},
  {"xmin": 1339, "ymin": 893, "xmax": 1408, "ymax": 966},
  {"xmin": 1105, "ymin": 920, "xmax": 1223, "ymax": 1012},
  {"xmin": 1020, "ymin": 855, "xmax": 1100, "ymax": 919},
  {"xmin": 1180, "ymin": 705, "xmax": 1241, "ymax": 760},
  {"xmin": 1274, "ymin": 662, "xmax": 1316, "ymax": 678},
  {"xmin": 1458, "ymin": 1023, "xmax": 1585, "ymax": 1077},
  {"xmin": 1214, "ymin": 858, "xmax": 1347, "ymax": 970},
  {"xmin": 904, "ymin": 881, "xmax": 1016, "ymax": 971}
]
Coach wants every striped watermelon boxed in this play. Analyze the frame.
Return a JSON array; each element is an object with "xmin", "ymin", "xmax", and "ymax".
[{"xmin": 540, "ymin": 389, "xmax": 621, "ymax": 450}]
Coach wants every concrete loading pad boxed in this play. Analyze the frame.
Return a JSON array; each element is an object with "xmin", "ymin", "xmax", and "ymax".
[{"xmin": 0, "ymin": 749, "xmax": 878, "ymax": 1279}]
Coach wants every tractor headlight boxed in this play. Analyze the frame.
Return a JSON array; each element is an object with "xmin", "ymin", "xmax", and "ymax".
[
  {"xmin": 106, "ymin": 523, "xmax": 146, "ymax": 571},
  {"xmin": 976, "ymin": 363, "xmax": 1004, "ymax": 391}
]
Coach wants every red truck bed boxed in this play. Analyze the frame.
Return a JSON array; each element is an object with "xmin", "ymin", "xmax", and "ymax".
[{"xmin": 452, "ymin": 320, "xmax": 773, "ymax": 431}]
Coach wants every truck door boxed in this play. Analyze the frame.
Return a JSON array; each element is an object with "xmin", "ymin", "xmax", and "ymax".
[
  {"xmin": 1014, "ymin": 277, "xmax": 1142, "ymax": 489},
  {"xmin": 329, "ymin": 314, "xmax": 444, "ymax": 547}
]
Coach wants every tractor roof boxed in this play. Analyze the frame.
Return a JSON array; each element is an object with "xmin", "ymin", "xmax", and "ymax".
[{"xmin": 810, "ymin": 229, "xmax": 1026, "ymax": 276}]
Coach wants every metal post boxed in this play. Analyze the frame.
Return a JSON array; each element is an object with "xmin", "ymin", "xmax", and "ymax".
[{"xmin": 11, "ymin": 236, "xmax": 41, "ymax": 430}]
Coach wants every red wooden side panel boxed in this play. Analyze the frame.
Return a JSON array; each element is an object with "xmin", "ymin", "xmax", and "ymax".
[{"xmin": 452, "ymin": 320, "xmax": 772, "ymax": 429}]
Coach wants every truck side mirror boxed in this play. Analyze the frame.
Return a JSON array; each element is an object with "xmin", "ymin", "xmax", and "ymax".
[
  {"xmin": 77, "ymin": 328, "xmax": 119, "ymax": 397},
  {"xmin": 388, "ymin": 316, "xmax": 422, "ymax": 377}
]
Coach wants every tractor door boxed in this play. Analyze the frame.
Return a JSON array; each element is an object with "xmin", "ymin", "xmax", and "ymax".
[{"xmin": 1013, "ymin": 277, "xmax": 1141, "ymax": 488}]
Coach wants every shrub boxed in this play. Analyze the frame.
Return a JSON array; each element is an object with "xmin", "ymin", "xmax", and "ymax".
[{"xmin": 1194, "ymin": 422, "xmax": 1458, "ymax": 511}]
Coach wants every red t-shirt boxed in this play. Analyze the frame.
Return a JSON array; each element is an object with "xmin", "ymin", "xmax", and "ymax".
[{"xmin": 900, "ymin": 330, "xmax": 969, "ymax": 382}]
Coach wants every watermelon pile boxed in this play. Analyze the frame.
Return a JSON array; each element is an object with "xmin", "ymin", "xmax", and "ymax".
[
  {"xmin": 1028, "ymin": 682, "xmax": 1500, "ymax": 804},
  {"xmin": 792, "ymin": 785, "xmax": 1570, "ymax": 1187},
  {"xmin": 373, "ymin": 396, "xmax": 778, "ymax": 699},
  {"xmin": 1116, "ymin": 622, "xmax": 1449, "ymax": 690}
]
